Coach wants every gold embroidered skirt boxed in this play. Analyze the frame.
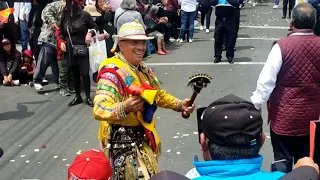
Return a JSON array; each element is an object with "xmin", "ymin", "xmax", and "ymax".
[{"xmin": 101, "ymin": 124, "xmax": 160, "ymax": 180}]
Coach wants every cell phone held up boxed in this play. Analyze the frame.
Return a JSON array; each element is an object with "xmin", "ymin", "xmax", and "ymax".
[
  {"xmin": 271, "ymin": 159, "xmax": 288, "ymax": 172},
  {"xmin": 196, "ymin": 107, "xmax": 207, "ymax": 144}
]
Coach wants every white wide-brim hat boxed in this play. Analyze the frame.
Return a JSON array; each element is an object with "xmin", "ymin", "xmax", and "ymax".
[
  {"xmin": 113, "ymin": 20, "xmax": 154, "ymax": 41},
  {"xmin": 84, "ymin": 4, "xmax": 101, "ymax": 17}
]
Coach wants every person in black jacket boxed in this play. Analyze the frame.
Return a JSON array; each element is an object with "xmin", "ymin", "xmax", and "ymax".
[
  {"xmin": 95, "ymin": 0, "xmax": 116, "ymax": 58},
  {"xmin": 0, "ymin": 38, "xmax": 21, "ymax": 86},
  {"xmin": 212, "ymin": 0, "xmax": 241, "ymax": 64},
  {"xmin": 60, "ymin": 0, "xmax": 98, "ymax": 107}
]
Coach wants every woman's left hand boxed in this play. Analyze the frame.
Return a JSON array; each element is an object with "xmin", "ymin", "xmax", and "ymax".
[
  {"xmin": 181, "ymin": 98, "xmax": 195, "ymax": 113},
  {"xmin": 85, "ymin": 33, "xmax": 92, "ymax": 45}
]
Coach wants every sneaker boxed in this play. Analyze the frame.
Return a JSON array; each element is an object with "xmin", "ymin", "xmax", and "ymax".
[
  {"xmin": 12, "ymin": 80, "xmax": 20, "ymax": 86},
  {"xmin": 177, "ymin": 39, "xmax": 183, "ymax": 43},
  {"xmin": 273, "ymin": 5, "xmax": 278, "ymax": 9},
  {"xmin": 206, "ymin": 29, "xmax": 210, "ymax": 34},
  {"xmin": 188, "ymin": 39, "xmax": 194, "ymax": 43},
  {"xmin": 34, "ymin": 83, "xmax": 43, "ymax": 90},
  {"xmin": 68, "ymin": 88, "xmax": 76, "ymax": 94},
  {"xmin": 169, "ymin": 38, "xmax": 175, "ymax": 42},
  {"xmin": 252, "ymin": 2, "xmax": 256, "ymax": 6},
  {"xmin": 200, "ymin": 26, "xmax": 204, "ymax": 30},
  {"xmin": 42, "ymin": 79, "xmax": 48, "ymax": 83},
  {"xmin": 60, "ymin": 88, "xmax": 71, "ymax": 96}
]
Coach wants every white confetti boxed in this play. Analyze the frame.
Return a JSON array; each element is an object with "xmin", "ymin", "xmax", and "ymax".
[
  {"xmin": 19, "ymin": 145, "xmax": 22, "ymax": 147},
  {"xmin": 76, "ymin": 150, "xmax": 82, "ymax": 155},
  {"xmin": 63, "ymin": 159, "xmax": 67, "ymax": 161},
  {"xmin": 26, "ymin": 160, "xmax": 30, "ymax": 163},
  {"xmin": 10, "ymin": 160, "xmax": 15, "ymax": 162},
  {"xmin": 21, "ymin": 155, "xmax": 26, "ymax": 158},
  {"xmin": 251, "ymin": 48, "xmax": 254, "ymax": 49},
  {"xmin": 266, "ymin": 135, "xmax": 271, "ymax": 139},
  {"xmin": 193, "ymin": 132, "xmax": 198, "ymax": 135},
  {"xmin": 176, "ymin": 132, "xmax": 180, "ymax": 135},
  {"xmin": 37, "ymin": 162, "xmax": 42, "ymax": 164},
  {"xmin": 85, "ymin": 141, "xmax": 89, "ymax": 144},
  {"xmin": 45, "ymin": 93, "xmax": 48, "ymax": 95},
  {"xmin": 182, "ymin": 134, "xmax": 189, "ymax": 137},
  {"xmin": 176, "ymin": 151, "xmax": 181, "ymax": 155},
  {"xmin": 166, "ymin": 149, "xmax": 171, "ymax": 153},
  {"xmin": 173, "ymin": 136, "xmax": 179, "ymax": 139},
  {"xmin": 66, "ymin": 164, "xmax": 70, "ymax": 167},
  {"xmin": 34, "ymin": 149, "xmax": 40, "ymax": 152},
  {"xmin": 157, "ymin": 117, "xmax": 160, "ymax": 119},
  {"xmin": 53, "ymin": 156, "xmax": 58, "ymax": 159}
]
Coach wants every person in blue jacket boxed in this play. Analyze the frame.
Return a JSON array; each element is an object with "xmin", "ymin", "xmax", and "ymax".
[
  {"xmin": 212, "ymin": 0, "xmax": 242, "ymax": 64},
  {"xmin": 190, "ymin": 94, "xmax": 286, "ymax": 180}
]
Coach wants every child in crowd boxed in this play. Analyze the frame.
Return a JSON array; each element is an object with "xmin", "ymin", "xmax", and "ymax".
[
  {"xmin": 20, "ymin": 50, "xmax": 36, "ymax": 84},
  {"xmin": 144, "ymin": 5, "xmax": 169, "ymax": 55},
  {"xmin": 55, "ymin": 28, "xmax": 74, "ymax": 96},
  {"xmin": 68, "ymin": 149, "xmax": 112, "ymax": 180}
]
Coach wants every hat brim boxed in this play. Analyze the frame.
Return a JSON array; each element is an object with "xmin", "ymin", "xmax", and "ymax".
[
  {"xmin": 89, "ymin": 12, "xmax": 101, "ymax": 17},
  {"xmin": 115, "ymin": 35, "xmax": 154, "ymax": 40}
]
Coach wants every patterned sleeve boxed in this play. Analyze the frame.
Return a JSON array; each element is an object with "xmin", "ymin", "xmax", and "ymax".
[
  {"xmin": 93, "ymin": 72, "xmax": 127, "ymax": 121},
  {"xmin": 41, "ymin": 3, "xmax": 56, "ymax": 25},
  {"xmin": 155, "ymin": 90, "xmax": 183, "ymax": 112}
]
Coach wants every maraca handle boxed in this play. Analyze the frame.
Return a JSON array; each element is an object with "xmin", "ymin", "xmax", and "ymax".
[
  {"xmin": 181, "ymin": 93, "xmax": 197, "ymax": 119},
  {"xmin": 182, "ymin": 111, "xmax": 190, "ymax": 119}
]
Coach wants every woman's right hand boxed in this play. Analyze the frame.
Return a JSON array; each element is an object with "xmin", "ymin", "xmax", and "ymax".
[
  {"xmin": 60, "ymin": 42, "xmax": 67, "ymax": 52},
  {"xmin": 3, "ymin": 76, "xmax": 9, "ymax": 85},
  {"xmin": 123, "ymin": 95, "xmax": 145, "ymax": 113}
]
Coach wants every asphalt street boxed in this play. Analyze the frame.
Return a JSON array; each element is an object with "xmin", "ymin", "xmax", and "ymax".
[{"xmin": 0, "ymin": 2, "xmax": 291, "ymax": 180}]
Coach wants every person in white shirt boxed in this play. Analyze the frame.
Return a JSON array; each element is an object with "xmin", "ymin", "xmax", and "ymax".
[
  {"xmin": 251, "ymin": 3, "xmax": 320, "ymax": 173},
  {"xmin": 13, "ymin": 0, "xmax": 32, "ymax": 52},
  {"xmin": 177, "ymin": 0, "xmax": 198, "ymax": 43}
]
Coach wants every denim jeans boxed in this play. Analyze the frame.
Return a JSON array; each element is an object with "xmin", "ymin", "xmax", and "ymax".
[
  {"xmin": 20, "ymin": 20, "xmax": 29, "ymax": 51},
  {"xmin": 179, "ymin": 10, "xmax": 196, "ymax": 40}
]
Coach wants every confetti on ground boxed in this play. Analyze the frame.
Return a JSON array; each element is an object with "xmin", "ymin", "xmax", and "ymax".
[
  {"xmin": 10, "ymin": 160, "xmax": 15, "ymax": 162},
  {"xmin": 182, "ymin": 134, "xmax": 189, "ymax": 137},
  {"xmin": 26, "ymin": 160, "xmax": 30, "ymax": 163},
  {"xmin": 21, "ymin": 155, "xmax": 26, "ymax": 158},
  {"xmin": 34, "ymin": 149, "xmax": 40, "ymax": 152},
  {"xmin": 42, "ymin": 145, "xmax": 47, "ymax": 149},
  {"xmin": 85, "ymin": 141, "xmax": 89, "ymax": 144},
  {"xmin": 157, "ymin": 117, "xmax": 160, "ymax": 119},
  {"xmin": 176, "ymin": 132, "xmax": 180, "ymax": 135},
  {"xmin": 66, "ymin": 164, "xmax": 70, "ymax": 167},
  {"xmin": 76, "ymin": 150, "xmax": 82, "ymax": 155},
  {"xmin": 173, "ymin": 136, "xmax": 179, "ymax": 139},
  {"xmin": 176, "ymin": 152, "xmax": 181, "ymax": 155},
  {"xmin": 37, "ymin": 162, "xmax": 41, "ymax": 164},
  {"xmin": 266, "ymin": 135, "xmax": 271, "ymax": 139},
  {"xmin": 45, "ymin": 93, "xmax": 48, "ymax": 95},
  {"xmin": 19, "ymin": 145, "xmax": 22, "ymax": 147},
  {"xmin": 165, "ymin": 72, "xmax": 168, "ymax": 75},
  {"xmin": 193, "ymin": 132, "xmax": 198, "ymax": 135},
  {"xmin": 53, "ymin": 156, "xmax": 58, "ymax": 159},
  {"xmin": 166, "ymin": 149, "xmax": 171, "ymax": 153},
  {"xmin": 251, "ymin": 48, "xmax": 255, "ymax": 49},
  {"xmin": 63, "ymin": 159, "xmax": 67, "ymax": 161}
]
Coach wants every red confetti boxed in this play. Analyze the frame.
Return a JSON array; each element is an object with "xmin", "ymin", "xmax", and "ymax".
[{"xmin": 42, "ymin": 145, "xmax": 46, "ymax": 149}]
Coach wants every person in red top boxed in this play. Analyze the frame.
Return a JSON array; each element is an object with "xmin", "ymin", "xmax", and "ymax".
[
  {"xmin": 54, "ymin": 27, "xmax": 74, "ymax": 96},
  {"xmin": 68, "ymin": 149, "xmax": 112, "ymax": 180},
  {"xmin": 20, "ymin": 49, "xmax": 36, "ymax": 84}
]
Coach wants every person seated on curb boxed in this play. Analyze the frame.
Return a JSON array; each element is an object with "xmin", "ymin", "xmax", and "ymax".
[
  {"xmin": 144, "ymin": 5, "xmax": 169, "ymax": 55},
  {"xmin": 0, "ymin": 38, "xmax": 21, "ymax": 86},
  {"xmin": 187, "ymin": 94, "xmax": 285, "ymax": 180},
  {"xmin": 68, "ymin": 148, "xmax": 112, "ymax": 180}
]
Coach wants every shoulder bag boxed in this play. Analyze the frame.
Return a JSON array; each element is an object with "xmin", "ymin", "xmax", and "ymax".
[{"xmin": 67, "ymin": 25, "xmax": 88, "ymax": 56}]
